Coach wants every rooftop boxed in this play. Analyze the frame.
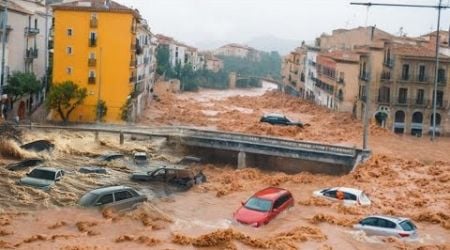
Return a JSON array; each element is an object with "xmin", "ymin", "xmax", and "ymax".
[
  {"xmin": 392, "ymin": 45, "xmax": 449, "ymax": 58},
  {"xmin": 0, "ymin": 1, "xmax": 33, "ymax": 15},
  {"xmin": 253, "ymin": 187, "xmax": 290, "ymax": 201},
  {"xmin": 52, "ymin": 0, "xmax": 139, "ymax": 17},
  {"xmin": 321, "ymin": 50, "xmax": 360, "ymax": 63}
]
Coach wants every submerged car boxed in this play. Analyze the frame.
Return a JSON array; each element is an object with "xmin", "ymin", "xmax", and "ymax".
[
  {"xmin": 260, "ymin": 113, "xmax": 305, "ymax": 127},
  {"xmin": 6, "ymin": 158, "xmax": 44, "ymax": 171},
  {"xmin": 177, "ymin": 156, "xmax": 202, "ymax": 165},
  {"xmin": 131, "ymin": 167, "xmax": 207, "ymax": 190},
  {"xmin": 133, "ymin": 152, "xmax": 149, "ymax": 165},
  {"xmin": 20, "ymin": 140, "xmax": 55, "ymax": 152},
  {"xmin": 353, "ymin": 215, "xmax": 418, "ymax": 238},
  {"xmin": 79, "ymin": 185, "xmax": 147, "ymax": 211},
  {"xmin": 313, "ymin": 187, "xmax": 371, "ymax": 206},
  {"xmin": 234, "ymin": 187, "xmax": 294, "ymax": 227},
  {"xmin": 79, "ymin": 166, "xmax": 108, "ymax": 174},
  {"xmin": 19, "ymin": 167, "xmax": 64, "ymax": 190},
  {"xmin": 96, "ymin": 153, "xmax": 124, "ymax": 162}
]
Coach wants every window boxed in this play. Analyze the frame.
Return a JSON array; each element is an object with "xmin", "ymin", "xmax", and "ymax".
[
  {"xmin": 401, "ymin": 64, "xmax": 409, "ymax": 80},
  {"xmin": 89, "ymin": 52, "xmax": 96, "ymax": 59},
  {"xmin": 97, "ymin": 194, "xmax": 113, "ymax": 205},
  {"xmin": 418, "ymin": 65, "xmax": 426, "ymax": 81},
  {"xmin": 434, "ymin": 90, "xmax": 444, "ymax": 107},
  {"xmin": 416, "ymin": 89, "xmax": 424, "ymax": 105},
  {"xmin": 378, "ymin": 87, "xmax": 390, "ymax": 103},
  {"xmin": 67, "ymin": 28, "xmax": 73, "ymax": 36},
  {"xmin": 343, "ymin": 192, "xmax": 357, "ymax": 201},
  {"xmin": 360, "ymin": 217, "xmax": 377, "ymax": 226},
  {"xmin": 437, "ymin": 68, "xmax": 446, "ymax": 83},
  {"xmin": 324, "ymin": 190, "xmax": 337, "ymax": 198},
  {"xmin": 273, "ymin": 194, "xmax": 291, "ymax": 209},
  {"xmin": 89, "ymin": 70, "xmax": 96, "ymax": 78},
  {"xmin": 114, "ymin": 191, "xmax": 133, "ymax": 201},
  {"xmin": 400, "ymin": 221, "xmax": 416, "ymax": 231},
  {"xmin": 90, "ymin": 32, "xmax": 97, "ymax": 40},
  {"xmin": 66, "ymin": 67, "xmax": 72, "ymax": 75},
  {"xmin": 376, "ymin": 219, "xmax": 396, "ymax": 229},
  {"xmin": 398, "ymin": 88, "xmax": 408, "ymax": 104},
  {"xmin": 66, "ymin": 47, "xmax": 72, "ymax": 55},
  {"xmin": 34, "ymin": 19, "xmax": 38, "ymax": 29}
]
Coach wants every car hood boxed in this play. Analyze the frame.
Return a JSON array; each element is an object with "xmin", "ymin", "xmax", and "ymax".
[
  {"xmin": 20, "ymin": 177, "xmax": 54, "ymax": 188},
  {"xmin": 234, "ymin": 206, "xmax": 269, "ymax": 224}
]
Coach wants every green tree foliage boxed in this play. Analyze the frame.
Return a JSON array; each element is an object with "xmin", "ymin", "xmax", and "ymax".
[
  {"xmin": 219, "ymin": 51, "xmax": 282, "ymax": 80},
  {"xmin": 96, "ymin": 99, "xmax": 108, "ymax": 122},
  {"xmin": 3, "ymin": 72, "xmax": 41, "ymax": 103},
  {"xmin": 156, "ymin": 45, "xmax": 174, "ymax": 76},
  {"xmin": 46, "ymin": 81, "xmax": 87, "ymax": 123}
]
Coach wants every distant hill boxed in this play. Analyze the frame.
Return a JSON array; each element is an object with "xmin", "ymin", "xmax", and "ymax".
[{"xmin": 246, "ymin": 35, "xmax": 301, "ymax": 55}]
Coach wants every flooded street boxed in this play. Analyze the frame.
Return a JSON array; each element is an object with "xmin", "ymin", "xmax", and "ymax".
[{"xmin": 0, "ymin": 85, "xmax": 449, "ymax": 249}]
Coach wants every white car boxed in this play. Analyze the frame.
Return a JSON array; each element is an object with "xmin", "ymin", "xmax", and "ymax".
[
  {"xmin": 313, "ymin": 187, "xmax": 371, "ymax": 206},
  {"xmin": 353, "ymin": 215, "xmax": 418, "ymax": 238}
]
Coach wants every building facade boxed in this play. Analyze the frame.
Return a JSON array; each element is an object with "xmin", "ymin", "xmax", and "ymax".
[{"xmin": 52, "ymin": 0, "xmax": 142, "ymax": 122}]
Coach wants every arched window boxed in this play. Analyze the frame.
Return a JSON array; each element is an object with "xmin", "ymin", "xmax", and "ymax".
[
  {"xmin": 395, "ymin": 110, "xmax": 405, "ymax": 123},
  {"xmin": 412, "ymin": 112, "xmax": 423, "ymax": 124},
  {"xmin": 430, "ymin": 113, "xmax": 441, "ymax": 126}
]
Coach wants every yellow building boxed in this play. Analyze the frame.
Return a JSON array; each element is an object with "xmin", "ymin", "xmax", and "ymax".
[{"xmin": 52, "ymin": 0, "xmax": 139, "ymax": 122}]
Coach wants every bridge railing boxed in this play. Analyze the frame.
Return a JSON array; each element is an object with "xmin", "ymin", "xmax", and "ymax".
[{"xmin": 18, "ymin": 124, "xmax": 359, "ymax": 157}]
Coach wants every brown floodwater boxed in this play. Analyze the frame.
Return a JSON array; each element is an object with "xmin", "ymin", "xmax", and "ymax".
[{"xmin": 0, "ymin": 84, "xmax": 449, "ymax": 249}]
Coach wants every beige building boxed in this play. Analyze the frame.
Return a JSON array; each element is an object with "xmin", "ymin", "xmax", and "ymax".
[
  {"xmin": 214, "ymin": 43, "xmax": 259, "ymax": 60},
  {"xmin": 203, "ymin": 53, "xmax": 223, "ymax": 72},
  {"xmin": 356, "ymin": 39, "xmax": 450, "ymax": 136}
]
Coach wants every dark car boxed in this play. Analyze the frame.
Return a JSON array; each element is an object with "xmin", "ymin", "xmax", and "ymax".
[
  {"xmin": 6, "ymin": 158, "xmax": 44, "ymax": 171},
  {"xmin": 79, "ymin": 186, "xmax": 147, "ymax": 211},
  {"xmin": 21, "ymin": 140, "xmax": 55, "ymax": 152},
  {"xmin": 79, "ymin": 166, "xmax": 108, "ymax": 174},
  {"xmin": 131, "ymin": 167, "xmax": 206, "ymax": 190},
  {"xmin": 260, "ymin": 114, "xmax": 305, "ymax": 127},
  {"xmin": 96, "ymin": 153, "xmax": 124, "ymax": 162}
]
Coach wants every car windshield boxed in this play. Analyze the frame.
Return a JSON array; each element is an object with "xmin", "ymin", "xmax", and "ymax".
[
  {"xmin": 28, "ymin": 169, "xmax": 56, "ymax": 180},
  {"xmin": 79, "ymin": 193, "xmax": 99, "ymax": 207},
  {"xmin": 244, "ymin": 197, "xmax": 272, "ymax": 212},
  {"xmin": 400, "ymin": 220, "xmax": 416, "ymax": 231},
  {"xmin": 135, "ymin": 155, "xmax": 147, "ymax": 161}
]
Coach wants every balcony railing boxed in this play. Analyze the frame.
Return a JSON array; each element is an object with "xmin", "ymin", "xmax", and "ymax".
[
  {"xmin": 25, "ymin": 48, "xmax": 38, "ymax": 59},
  {"xmin": 89, "ymin": 38, "xmax": 97, "ymax": 47},
  {"xmin": 88, "ymin": 76, "xmax": 96, "ymax": 84},
  {"xmin": 360, "ymin": 72, "xmax": 369, "ymax": 81},
  {"xmin": 88, "ymin": 58, "xmax": 97, "ymax": 67},
  {"xmin": 24, "ymin": 27, "xmax": 40, "ymax": 36},
  {"xmin": 438, "ymin": 77, "xmax": 447, "ymax": 85},
  {"xmin": 381, "ymin": 72, "xmax": 391, "ymax": 81},
  {"xmin": 377, "ymin": 96, "xmax": 390, "ymax": 105},
  {"xmin": 416, "ymin": 75, "xmax": 429, "ymax": 83},
  {"xmin": 90, "ymin": 18, "xmax": 98, "ymax": 28},
  {"xmin": 383, "ymin": 58, "xmax": 394, "ymax": 68},
  {"xmin": 400, "ymin": 74, "xmax": 410, "ymax": 81}
]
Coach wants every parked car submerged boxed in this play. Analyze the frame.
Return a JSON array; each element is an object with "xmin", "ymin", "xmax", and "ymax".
[
  {"xmin": 20, "ymin": 140, "xmax": 55, "ymax": 152},
  {"xmin": 79, "ymin": 185, "xmax": 147, "ymax": 211},
  {"xmin": 313, "ymin": 187, "xmax": 371, "ymax": 206},
  {"xmin": 6, "ymin": 158, "xmax": 44, "ymax": 171},
  {"xmin": 234, "ymin": 187, "xmax": 294, "ymax": 227},
  {"xmin": 133, "ymin": 152, "xmax": 149, "ymax": 166},
  {"xmin": 96, "ymin": 153, "xmax": 124, "ymax": 162},
  {"xmin": 131, "ymin": 167, "xmax": 206, "ymax": 190},
  {"xmin": 19, "ymin": 167, "xmax": 64, "ymax": 190},
  {"xmin": 260, "ymin": 113, "xmax": 306, "ymax": 127},
  {"xmin": 177, "ymin": 156, "xmax": 202, "ymax": 165},
  {"xmin": 79, "ymin": 166, "xmax": 108, "ymax": 174},
  {"xmin": 353, "ymin": 215, "xmax": 418, "ymax": 238}
]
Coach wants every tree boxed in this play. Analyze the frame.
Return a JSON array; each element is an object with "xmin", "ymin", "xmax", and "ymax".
[
  {"xmin": 96, "ymin": 99, "xmax": 107, "ymax": 122},
  {"xmin": 155, "ymin": 45, "xmax": 171, "ymax": 76},
  {"xmin": 3, "ymin": 72, "xmax": 41, "ymax": 104},
  {"xmin": 46, "ymin": 81, "xmax": 87, "ymax": 123}
]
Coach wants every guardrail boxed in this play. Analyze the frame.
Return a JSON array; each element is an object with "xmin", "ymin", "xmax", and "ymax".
[{"xmin": 17, "ymin": 124, "xmax": 360, "ymax": 157}]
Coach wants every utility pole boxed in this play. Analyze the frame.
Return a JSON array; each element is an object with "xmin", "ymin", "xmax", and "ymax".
[
  {"xmin": 43, "ymin": 0, "xmax": 49, "ymax": 101},
  {"xmin": 351, "ymin": 1, "xmax": 449, "ymax": 141},
  {"xmin": 0, "ymin": 0, "xmax": 8, "ymax": 120}
]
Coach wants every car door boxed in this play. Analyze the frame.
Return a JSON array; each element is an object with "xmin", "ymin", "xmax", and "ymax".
[
  {"xmin": 113, "ymin": 190, "xmax": 135, "ymax": 211},
  {"xmin": 150, "ymin": 169, "xmax": 166, "ymax": 182},
  {"xmin": 375, "ymin": 218, "xmax": 397, "ymax": 236},
  {"xmin": 96, "ymin": 193, "xmax": 114, "ymax": 209},
  {"xmin": 357, "ymin": 217, "xmax": 379, "ymax": 235},
  {"xmin": 271, "ymin": 195, "xmax": 289, "ymax": 218}
]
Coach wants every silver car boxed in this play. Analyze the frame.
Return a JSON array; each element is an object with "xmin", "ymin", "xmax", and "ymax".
[
  {"xmin": 19, "ymin": 167, "xmax": 64, "ymax": 190},
  {"xmin": 353, "ymin": 215, "xmax": 418, "ymax": 238},
  {"xmin": 79, "ymin": 186, "xmax": 147, "ymax": 211}
]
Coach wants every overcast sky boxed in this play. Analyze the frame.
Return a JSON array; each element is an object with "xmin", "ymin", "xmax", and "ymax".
[{"xmin": 117, "ymin": 0, "xmax": 450, "ymax": 48}]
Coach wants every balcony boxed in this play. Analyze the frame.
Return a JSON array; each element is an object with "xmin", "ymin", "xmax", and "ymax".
[
  {"xmin": 400, "ymin": 74, "xmax": 410, "ymax": 81},
  {"xmin": 377, "ymin": 96, "xmax": 390, "ymax": 105},
  {"xmin": 90, "ymin": 18, "xmax": 98, "ymax": 28},
  {"xmin": 395, "ymin": 98, "xmax": 408, "ymax": 106},
  {"xmin": 88, "ymin": 58, "xmax": 97, "ymax": 67},
  {"xmin": 360, "ymin": 72, "xmax": 369, "ymax": 81},
  {"xmin": 89, "ymin": 38, "xmax": 97, "ymax": 47},
  {"xmin": 411, "ymin": 98, "xmax": 429, "ymax": 108},
  {"xmin": 25, "ymin": 48, "xmax": 38, "ymax": 59},
  {"xmin": 24, "ymin": 27, "xmax": 40, "ymax": 36},
  {"xmin": 416, "ymin": 75, "xmax": 429, "ymax": 83},
  {"xmin": 438, "ymin": 77, "xmax": 447, "ymax": 86},
  {"xmin": 381, "ymin": 72, "xmax": 391, "ymax": 81},
  {"xmin": 130, "ymin": 58, "xmax": 137, "ymax": 67},
  {"xmin": 383, "ymin": 58, "xmax": 394, "ymax": 68},
  {"xmin": 131, "ymin": 42, "xmax": 137, "ymax": 51},
  {"xmin": 88, "ymin": 76, "xmax": 96, "ymax": 84},
  {"xmin": 48, "ymin": 40, "xmax": 54, "ymax": 50}
]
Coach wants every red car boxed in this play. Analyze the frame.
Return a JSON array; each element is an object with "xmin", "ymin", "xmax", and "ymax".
[{"xmin": 233, "ymin": 187, "xmax": 294, "ymax": 227}]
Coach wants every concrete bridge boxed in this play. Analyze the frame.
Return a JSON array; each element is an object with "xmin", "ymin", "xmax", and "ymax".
[{"xmin": 18, "ymin": 124, "xmax": 370, "ymax": 175}]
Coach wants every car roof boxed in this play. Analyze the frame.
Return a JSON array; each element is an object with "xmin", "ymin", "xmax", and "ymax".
[
  {"xmin": 253, "ymin": 187, "xmax": 290, "ymax": 201},
  {"xmin": 32, "ymin": 167, "xmax": 60, "ymax": 172},
  {"xmin": 327, "ymin": 187, "xmax": 364, "ymax": 195},
  {"xmin": 367, "ymin": 215, "xmax": 410, "ymax": 223},
  {"xmin": 103, "ymin": 152, "xmax": 123, "ymax": 157},
  {"xmin": 88, "ymin": 185, "xmax": 134, "ymax": 194},
  {"xmin": 263, "ymin": 113, "xmax": 285, "ymax": 118},
  {"xmin": 134, "ymin": 152, "xmax": 147, "ymax": 156}
]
